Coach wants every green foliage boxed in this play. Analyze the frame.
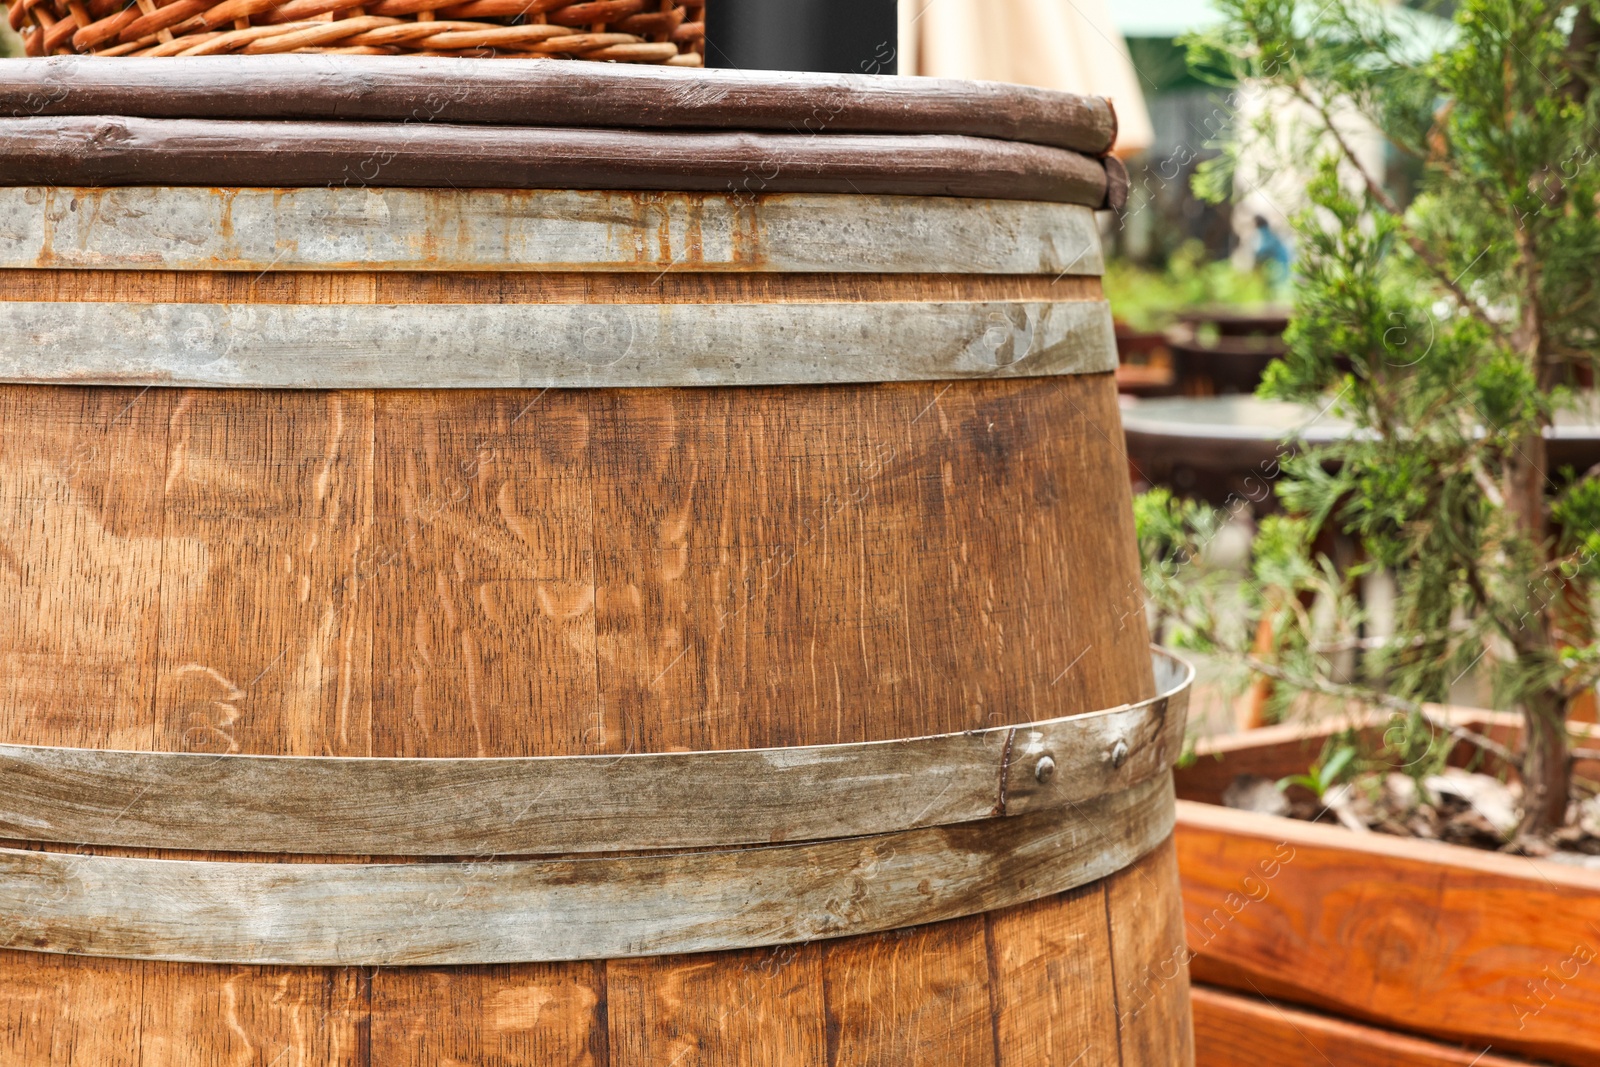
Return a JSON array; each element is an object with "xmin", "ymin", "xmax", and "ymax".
[
  {"xmin": 0, "ymin": 9, "xmax": 21, "ymax": 57},
  {"xmin": 1134, "ymin": 487, "xmax": 1237, "ymax": 652},
  {"xmin": 1136, "ymin": 488, "xmax": 1362, "ymax": 724},
  {"xmin": 1554, "ymin": 475, "xmax": 1600, "ymax": 578},
  {"xmin": 1277, "ymin": 741, "xmax": 1358, "ymax": 797},
  {"xmin": 1169, "ymin": 0, "xmax": 1600, "ymax": 832},
  {"xmin": 1127, "ymin": 35, "xmax": 1226, "ymax": 94},
  {"xmin": 1380, "ymin": 708, "xmax": 1460, "ymax": 784},
  {"xmin": 1103, "ymin": 240, "xmax": 1277, "ymax": 331}
]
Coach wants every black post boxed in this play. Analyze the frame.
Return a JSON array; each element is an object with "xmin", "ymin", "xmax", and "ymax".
[{"xmin": 704, "ymin": 0, "xmax": 898, "ymax": 75}]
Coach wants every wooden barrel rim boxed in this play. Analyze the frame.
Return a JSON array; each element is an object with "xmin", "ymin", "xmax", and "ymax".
[
  {"xmin": 0, "ymin": 776, "xmax": 1174, "ymax": 967},
  {"xmin": 0, "ymin": 649, "xmax": 1190, "ymax": 856},
  {"xmin": 0, "ymin": 117, "xmax": 1117, "ymax": 206},
  {"xmin": 1, "ymin": 55, "xmax": 1119, "ymax": 156}
]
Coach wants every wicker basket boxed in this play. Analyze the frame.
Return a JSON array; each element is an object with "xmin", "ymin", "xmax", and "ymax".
[{"xmin": 9, "ymin": 0, "xmax": 704, "ymax": 61}]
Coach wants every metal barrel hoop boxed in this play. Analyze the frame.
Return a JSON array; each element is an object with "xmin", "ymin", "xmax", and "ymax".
[{"xmin": 0, "ymin": 649, "xmax": 1191, "ymax": 966}]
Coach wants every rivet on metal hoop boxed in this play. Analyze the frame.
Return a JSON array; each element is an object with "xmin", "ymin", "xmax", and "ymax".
[
  {"xmin": 1109, "ymin": 741, "xmax": 1130, "ymax": 770},
  {"xmin": 1034, "ymin": 755, "xmax": 1057, "ymax": 783}
]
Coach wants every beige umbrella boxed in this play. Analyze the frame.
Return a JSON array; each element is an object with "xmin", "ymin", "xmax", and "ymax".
[{"xmin": 900, "ymin": 0, "xmax": 1154, "ymax": 156}]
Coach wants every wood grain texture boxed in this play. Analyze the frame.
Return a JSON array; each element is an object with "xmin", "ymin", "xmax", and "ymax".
[
  {"xmin": 371, "ymin": 963, "xmax": 607, "ymax": 1067},
  {"xmin": 366, "ymin": 388, "xmax": 600, "ymax": 761},
  {"xmin": 134, "ymin": 963, "xmax": 367, "ymax": 1067},
  {"xmin": 0, "ymin": 299, "xmax": 1117, "ymax": 389},
  {"xmin": 1175, "ymin": 800, "xmax": 1600, "ymax": 1067},
  {"xmin": 155, "ymin": 389, "xmax": 376, "ymax": 758},
  {"xmin": 1192, "ymin": 984, "xmax": 1537, "ymax": 1067},
  {"xmin": 607, "ymin": 946, "xmax": 827, "ymax": 1066},
  {"xmin": 0, "ymin": 373, "xmax": 1170, "ymax": 1062},
  {"xmin": 0, "ymin": 118, "xmax": 1113, "ymax": 205},
  {"xmin": 0, "ymin": 385, "xmax": 172, "ymax": 750},
  {"xmin": 0, "ymin": 951, "xmax": 143, "ymax": 1066},
  {"xmin": 0, "ymin": 188, "xmax": 1108, "ymax": 275},
  {"xmin": 1108, "ymin": 837, "xmax": 1195, "ymax": 1067},
  {"xmin": 365, "ymin": 376, "xmax": 1152, "ymax": 758},
  {"xmin": 0, "ymin": 55, "xmax": 1120, "ymax": 155},
  {"xmin": 0, "ymin": 650, "xmax": 1187, "ymax": 854},
  {"xmin": 823, "ymin": 916, "xmax": 997, "ymax": 1067},
  {"xmin": 987, "ymin": 882, "xmax": 1122, "ymax": 1067}
]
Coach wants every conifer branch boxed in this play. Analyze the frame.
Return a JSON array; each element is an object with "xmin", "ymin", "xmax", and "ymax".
[{"xmin": 1290, "ymin": 80, "xmax": 1508, "ymax": 340}]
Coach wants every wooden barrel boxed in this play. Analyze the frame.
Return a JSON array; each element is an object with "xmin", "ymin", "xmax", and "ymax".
[{"xmin": 0, "ymin": 58, "xmax": 1190, "ymax": 1066}]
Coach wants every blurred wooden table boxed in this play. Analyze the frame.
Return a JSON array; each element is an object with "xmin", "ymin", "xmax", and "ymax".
[{"xmin": 1121, "ymin": 394, "xmax": 1600, "ymax": 505}]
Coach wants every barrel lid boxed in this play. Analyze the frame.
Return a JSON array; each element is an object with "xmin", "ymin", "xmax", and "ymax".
[
  {"xmin": 0, "ymin": 116, "xmax": 1117, "ymax": 205},
  {"xmin": 1, "ymin": 55, "xmax": 1118, "ymax": 154},
  {"xmin": 0, "ymin": 56, "xmax": 1126, "ymax": 207}
]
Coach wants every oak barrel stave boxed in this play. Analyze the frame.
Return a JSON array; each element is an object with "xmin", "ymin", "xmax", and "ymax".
[{"xmin": 0, "ymin": 376, "xmax": 1151, "ymax": 756}]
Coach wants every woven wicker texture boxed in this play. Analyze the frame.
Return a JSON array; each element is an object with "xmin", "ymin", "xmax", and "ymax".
[{"xmin": 9, "ymin": 0, "xmax": 704, "ymax": 62}]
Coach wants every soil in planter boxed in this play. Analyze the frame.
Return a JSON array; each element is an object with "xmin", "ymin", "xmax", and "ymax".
[{"xmin": 1220, "ymin": 767, "xmax": 1600, "ymax": 867}]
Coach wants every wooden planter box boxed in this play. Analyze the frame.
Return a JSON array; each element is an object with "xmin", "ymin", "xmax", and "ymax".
[{"xmin": 1173, "ymin": 712, "xmax": 1600, "ymax": 1067}]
